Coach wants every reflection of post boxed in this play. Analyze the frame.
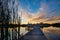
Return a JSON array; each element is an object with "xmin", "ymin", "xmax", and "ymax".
[
  {"xmin": 11, "ymin": 29, "xmax": 12, "ymax": 40},
  {"xmin": 12, "ymin": 29, "xmax": 13, "ymax": 40},
  {"xmin": 1, "ymin": 28, "xmax": 4, "ymax": 40},
  {"xmin": 18, "ymin": 27, "xmax": 20, "ymax": 40},
  {"xmin": 5, "ymin": 28, "xmax": 8, "ymax": 40}
]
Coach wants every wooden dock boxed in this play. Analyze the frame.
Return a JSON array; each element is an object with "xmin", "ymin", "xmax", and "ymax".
[{"xmin": 21, "ymin": 25, "xmax": 48, "ymax": 40}]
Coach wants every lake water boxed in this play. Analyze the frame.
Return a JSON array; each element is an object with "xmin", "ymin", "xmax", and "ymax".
[
  {"xmin": 20, "ymin": 26, "xmax": 60, "ymax": 35},
  {"xmin": 0, "ymin": 26, "xmax": 60, "ymax": 40},
  {"xmin": 20, "ymin": 26, "xmax": 60, "ymax": 40}
]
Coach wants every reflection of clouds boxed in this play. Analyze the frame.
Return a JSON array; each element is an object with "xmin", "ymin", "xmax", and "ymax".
[{"xmin": 20, "ymin": 27, "xmax": 28, "ymax": 35}]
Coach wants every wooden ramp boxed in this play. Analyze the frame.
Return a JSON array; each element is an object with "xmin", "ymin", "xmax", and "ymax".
[{"xmin": 21, "ymin": 25, "xmax": 48, "ymax": 40}]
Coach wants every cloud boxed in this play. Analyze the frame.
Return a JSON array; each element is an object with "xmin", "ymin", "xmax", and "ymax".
[
  {"xmin": 28, "ymin": 15, "xmax": 60, "ymax": 24},
  {"xmin": 23, "ymin": 12, "xmax": 32, "ymax": 19},
  {"xmin": 29, "ymin": 13, "xmax": 45, "ymax": 21},
  {"xmin": 18, "ymin": 6, "xmax": 33, "ymax": 23},
  {"xmin": 46, "ymin": 15, "xmax": 60, "ymax": 21},
  {"xmin": 28, "ymin": 1, "xmax": 48, "ymax": 22},
  {"xmin": 18, "ymin": 0, "xmax": 60, "ymax": 24}
]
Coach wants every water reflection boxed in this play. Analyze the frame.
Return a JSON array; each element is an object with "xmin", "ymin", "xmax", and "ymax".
[
  {"xmin": 0, "ymin": 26, "xmax": 60, "ymax": 40},
  {"xmin": 20, "ymin": 26, "xmax": 60, "ymax": 40},
  {"xmin": 20, "ymin": 27, "xmax": 28, "ymax": 35},
  {"xmin": 20, "ymin": 26, "xmax": 60, "ymax": 35}
]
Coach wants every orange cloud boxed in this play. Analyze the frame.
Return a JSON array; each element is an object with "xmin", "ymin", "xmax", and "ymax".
[
  {"xmin": 46, "ymin": 15, "xmax": 60, "ymax": 21},
  {"xmin": 29, "ymin": 13, "xmax": 45, "ymax": 21},
  {"xmin": 18, "ymin": 1, "xmax": 60, "ymax": 24}
]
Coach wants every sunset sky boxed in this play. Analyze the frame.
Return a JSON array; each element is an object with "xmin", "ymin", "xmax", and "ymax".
[{"xmin": 18, "ymin": 0, "xmax": 60, "ymax": 24}]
